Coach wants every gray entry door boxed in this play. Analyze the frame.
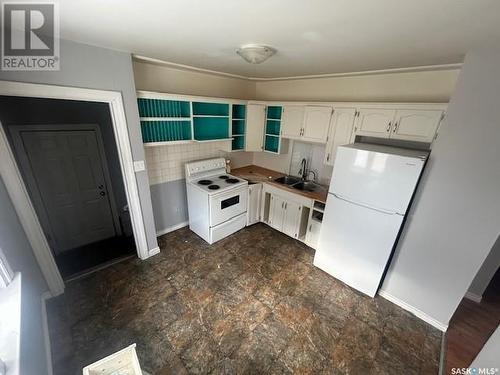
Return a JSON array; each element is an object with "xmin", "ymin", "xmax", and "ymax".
[{"xmin": 21, "ymin": 130, "xmax": 117, "ymax": 252}]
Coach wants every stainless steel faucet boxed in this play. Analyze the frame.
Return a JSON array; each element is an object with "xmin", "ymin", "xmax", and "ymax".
[{"xmin": 299, "ymin": 158, "xmax": 308, "ymax": 180}]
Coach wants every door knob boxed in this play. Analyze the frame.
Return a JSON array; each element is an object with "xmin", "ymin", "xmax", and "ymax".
[{"xmin": 100, "ymin": 191, "xmax": 106, "ymax": 196}]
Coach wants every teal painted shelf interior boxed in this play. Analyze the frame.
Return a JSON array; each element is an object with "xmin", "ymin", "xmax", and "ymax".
[
  {"xmin": 266, "ymin": 106, "xmax": 282, "ymax": 120},
  {"xmin": 231, "ymin": 104, "xmax": 246, "ymax": 151},
  {"xmin": 264, "ymin": 135, "xmax": 279, "ymax": 153},
  {"xmin": 141, "ymin": 121, "xmax": 192, "ymax": 142},
  {"xmin": 232, "ymin": 104, "xmax": 246, "ymax": 119},
  {"xmin": 266, "ymin": 120, "xmax": 280, "ymax": 136},
  {"xmin": 193, "ymin": 117, "xmax": 229, "ymax": 140},
  {"xmin": 193, "ymin": 102, "xmax": 229, "ymax": 116},
  {"xmin": 137, "ymin": 98, "xmax": 190, "ymax": 117},
  {"xmin": 232, "ymin": 136, "xmax": 245, "ymax": 150},
  {"xmin": 264, "ymin": 105, "xmax": 282, "ymax": 153},
  {"xmin": 232, "ymin": 120, "xmax": 245, "ymax": 135}
]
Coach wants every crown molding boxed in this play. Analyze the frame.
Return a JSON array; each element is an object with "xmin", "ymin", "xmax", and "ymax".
[{"xmin": 132, "ymin": 54, "xmax": 462, "ymax": 82}]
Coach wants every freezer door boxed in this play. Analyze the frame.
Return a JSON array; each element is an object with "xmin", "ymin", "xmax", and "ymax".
[
  {"xmin": 330, "ymin": 146, "xmax": 425, "ymax": 214},
  {"xmin": 314, "ymin": 193, "xmax": 403, "ymax": 297}
]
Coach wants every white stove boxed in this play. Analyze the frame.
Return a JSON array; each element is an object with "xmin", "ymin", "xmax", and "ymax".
[{"xmin": 185, "ymin": 158, "xmax": 248, "ymax": 244}]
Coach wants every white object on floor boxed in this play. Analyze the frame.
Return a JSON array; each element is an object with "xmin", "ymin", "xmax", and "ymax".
[
  {"xmin": 82, "ymin": 344, "xmax": 142, "ymax": 375},
  {"xmin": 314, "ymin": 143, "xmax": 428, "ymax": 297},
  {"xmin": 185, "ymin": 158, "xmax": 248, "ymax": 244}
]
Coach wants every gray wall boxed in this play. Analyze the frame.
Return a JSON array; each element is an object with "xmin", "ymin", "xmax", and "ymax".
[
  {"xmin": 0, "ymin": 39, "xmax": 159, "ymax": 375},
  {"xmin": 0, "ymin": 39, "xmax": 158, "ymax": 252},
  {"xmin": 150, "ymin": 179, "xmax": 189, "ymax": 232},
  {"xmin": 0, "ymin": 177, "xmax": 49, "ymax": 375},
  {"xmin": 468, "ymin": 236, "xmax": 500, "ymax": 298},
  {"xmin": 381, "ymin": 47, "xmax": 500, "ymax": 327}
]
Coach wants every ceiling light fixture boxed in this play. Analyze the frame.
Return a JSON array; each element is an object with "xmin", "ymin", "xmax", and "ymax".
[{"xmin": 236, "ymin": 44, "xmax": 277, "ymax": 64}]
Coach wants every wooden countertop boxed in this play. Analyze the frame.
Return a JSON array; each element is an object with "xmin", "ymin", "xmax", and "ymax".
[{"xmin": 232, "ymin": 165, "xmax": 329, "ymax": 203}]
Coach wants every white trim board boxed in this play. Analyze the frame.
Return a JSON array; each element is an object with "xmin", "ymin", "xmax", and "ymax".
[
  {"xmin": 464, "ymin": 291, "xmax": 482, "ymax": 303},
  {"xmin": 0, "ymin": 81, "xmax": 151, "ymax": 296},
  {"xmin": 133, "ymin": 54, "xmax": 462, "ymax": 82},
  {"xmin": 156, "ymin": 221, "xmax": 189, "ymax": 237},
  {"xmin": 378, "ymin": 290, "xmax": 449, "ymax": 332},
  {"xmin": 41, "ymin": 291, "xmax": 54, "ymax": 375}
]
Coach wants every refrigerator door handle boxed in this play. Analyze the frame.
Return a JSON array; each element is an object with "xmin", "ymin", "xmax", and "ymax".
[{"xmin": 332, "ymin": 193, "xmax": 401, "ymax": 215}]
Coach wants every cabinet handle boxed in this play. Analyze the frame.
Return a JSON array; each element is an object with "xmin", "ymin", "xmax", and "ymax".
[
  {"xmin": 393, "ymin": 122, "xmax": 398, "ymax": 133},
  {"xmin": 285, "ymin": 202, "xmax": 287, "ymax": 209},
  {"xmin": 386, "ymin": 122, "xmax": 392, "ymax": 132},
  {"xmin": 327, "ymin": 153, "xmax": 330, "ymax": 162},
  {"xmin": 281, "ymin": 202, "xmax": 284, "ymax": 209},
  {"xmin": 309, "ymin": 224, "xmax": 312, "ymax": 232}
]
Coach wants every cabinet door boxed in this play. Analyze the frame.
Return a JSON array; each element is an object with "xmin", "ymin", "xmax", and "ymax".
[
  {"xmin": 302, "ymin": 106, "xmax": 333, "ymax": 143},
  {"xmin": 247, "ymin": 183, "xmax": 262, "ymax": 226},
  {"xmin": 391, "ymin": 109, "xmax": 443, "ymax": 142},
  {"xmin": 281, "ymin": 105, "xmax": 305, "ymax": 140},
  {"xmin": 282, "ymin": 200, "xmax": 301, "ymax": 238},
  {"xmin": 355, "ymin": 108, "xmax": 395, "ymax": 139},
  {"xmin": 305, "ymin": 220, "xmax": 322, "ymax": 249},
  {"xmin": 324, "ymin": 108, "xmax": 357, "ymax": 166},
  {"xmin": 269, "ymin": 194, "xmax": 285, "ymax": 231},
  {"xmin": 246, "ymin": 104, "xmax": 266, "ymax": 151}
]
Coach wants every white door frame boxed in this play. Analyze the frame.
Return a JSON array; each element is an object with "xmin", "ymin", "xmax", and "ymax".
[{"xmin": 0, "ymin": 81, "xmax": 149, "ymax": 296}]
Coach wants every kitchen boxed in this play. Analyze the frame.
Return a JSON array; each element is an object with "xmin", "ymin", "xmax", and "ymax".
[{"xmin": 0, "ymin": 2, "xmax": 499, "ymax": 375}]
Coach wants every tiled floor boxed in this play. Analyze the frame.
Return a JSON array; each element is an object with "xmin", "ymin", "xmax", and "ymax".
[{"xmin": 47, "ymin": 224, "xmax": 442, "ymax": 374}]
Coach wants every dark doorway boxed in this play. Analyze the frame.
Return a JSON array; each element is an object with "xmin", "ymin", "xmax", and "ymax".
[
  {"xmin": 0, "ymin": 96, "xmax": 136, "ymax": 279},
  {"xmin": 446, "ymin": 267, "xmax": 500, "ymax": 372}
]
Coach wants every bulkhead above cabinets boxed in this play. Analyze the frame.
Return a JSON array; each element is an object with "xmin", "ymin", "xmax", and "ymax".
[{"xmin": 136, "ymin": 91, "xmax": 446, "ymax": 162}]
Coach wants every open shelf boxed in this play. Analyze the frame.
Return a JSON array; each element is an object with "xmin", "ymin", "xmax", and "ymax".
[
  {"xmin": 137, "ymin": 98, "xmax": 190, "ymax": 118},
  {"xmin": 264, "ymin": 135, "xmax": 280, "ymax": 153},
  {"xmin": 193, "ymin": 116, "xmax": 229, "ymax": 140},
  {"xmin": 231, "ymin": 104, "xmax": 246, "ymax": 152},
  {"xmin": 265, "ymin": 119, "xmax": 281, "ymax": 136},
  {"xmin": 266, "ymin": 106, "xmax": 282, "ymax": 120},
  {"xmin": 232, "ymin": 136, "xmax": 245, "ymax": 150},
  {"xmin": 192, "ymin": 102, "xmax": 229, "ymax": 116},
  {"xmin": 140, "ymin": 120, "xmax": 192, "ymax": 143}
]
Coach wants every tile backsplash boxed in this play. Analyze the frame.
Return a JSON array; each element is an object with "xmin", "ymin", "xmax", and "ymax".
[
  {"xmin": 290, "ymin": 141, "xmax": 333, "ymax": 185},
  {"xmin": 145, "ymin": 141, "xmax": 231, "ymax": 185}
]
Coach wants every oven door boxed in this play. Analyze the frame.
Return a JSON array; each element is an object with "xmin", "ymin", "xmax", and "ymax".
[{"xmin": 209, "ymin": 186, "xmax": 248, "ymax": 227}]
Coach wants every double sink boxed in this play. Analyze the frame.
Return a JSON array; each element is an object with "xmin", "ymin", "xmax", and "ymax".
[{"xmin": 274, "ymin": 175, "xmax": 323, "ymax": 192}]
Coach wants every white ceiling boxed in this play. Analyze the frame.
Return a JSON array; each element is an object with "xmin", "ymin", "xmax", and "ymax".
[{"xmin": 60, "ymin": 0, "xmax": 500, "ymax": 79}]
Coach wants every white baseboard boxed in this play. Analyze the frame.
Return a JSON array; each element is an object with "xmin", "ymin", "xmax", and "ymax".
[
  {"xmin": 464, "ymin": 291, "xmax": 482, "ymax": 303},
  {"xmin": 148, "ymin": 247, "xmax": 161, "ymax": 257},
  {"xmin": 378, "ymin": 290, "xmax": 448, "ymax": 332},
  {"xmin": 41, "ymin": 291, "xmax": 54, "ymax": 375},
  {"xmin": 156, "ymin": 221, "xmax": 189, "ymax": 237}
]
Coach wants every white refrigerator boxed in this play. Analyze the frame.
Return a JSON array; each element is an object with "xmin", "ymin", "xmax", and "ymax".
[{"xmin": 314, "ymin": 143, "xmax": 429, "ymax": 297}]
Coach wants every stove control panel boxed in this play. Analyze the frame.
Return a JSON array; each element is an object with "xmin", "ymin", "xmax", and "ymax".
[{"xmin": 185, "ymin": 158, "xmax": 227, "ymax": 178}]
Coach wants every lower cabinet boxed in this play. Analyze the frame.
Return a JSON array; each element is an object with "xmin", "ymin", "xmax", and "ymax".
[
  {"xmin": 247, "ymin": 183, "xmax": 262, "ymax": 225},
  {"xmin": 261, "ymin": 184, "xmax": 312, "ymax": 241},
  {"xmin": 305, "ymin": 220, "xmax": 322, "ymax": 249}
]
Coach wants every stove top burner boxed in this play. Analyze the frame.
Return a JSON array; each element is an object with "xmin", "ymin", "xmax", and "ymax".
[
  {"xmin": 208, "ymin": 184, "xmax": 220, "ymax": 190},
  {"xmin": 198, "ymin": 179, "xmax": 212, "ymax": 185},
  {"xmin": 219, "ymin": 175, "xmax": 229, "ymax": 179},
  {"xmin": 225, "ymin": 178, "xmax": 239, "ymax": 184}
]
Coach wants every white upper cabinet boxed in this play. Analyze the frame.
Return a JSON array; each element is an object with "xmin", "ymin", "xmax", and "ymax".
[
  {"xmin": 324, "ymin": 108, "xmax": 357, "ymax": 166},
  {"xmin": 246, "ymin": 104, "xmax": 266, "ymax": 151},
  {"xmin": 391, "ymin": 109, "xmax": 443, "ymax": 142},
  {"xmin": 302, "ymin": 106, "xmax": 333, "ymax": 143},
  {"xmin": 281, "ymin": 105, "xmax": 305, "ymax": 140},
  {"xmin": 355, "ymin": 108, "xmax": 396, "ymax": 138}
]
